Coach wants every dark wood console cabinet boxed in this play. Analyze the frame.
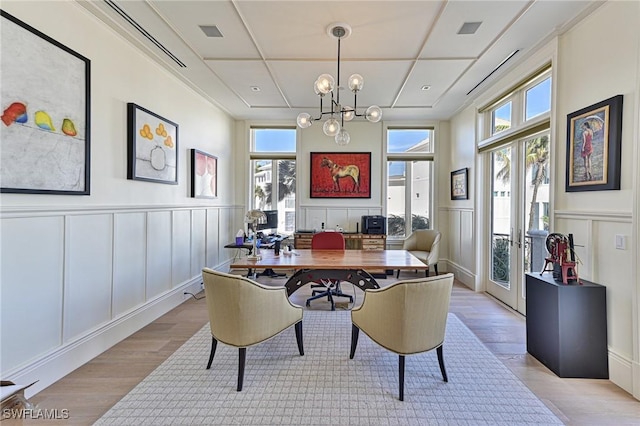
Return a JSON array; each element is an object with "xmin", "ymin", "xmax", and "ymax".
[{"xmin": 525, "ymin": 272, "xmax": 608, "ymax": 378}]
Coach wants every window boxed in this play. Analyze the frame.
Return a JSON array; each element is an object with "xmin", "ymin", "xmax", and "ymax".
[
  {"xmin": 250, "ymin": 128, "xmax": 296, "ymax": 235},
  {"xmin": 492, "ymin": 101, "xmax": 512, "ymax": 135},
  {"xmin": 386, "ymin": 128, "xmax": 434, "ymax": 238},
  {"xmin": 525, "ymin": 76, "xmax": 551, "ymax": 121}
]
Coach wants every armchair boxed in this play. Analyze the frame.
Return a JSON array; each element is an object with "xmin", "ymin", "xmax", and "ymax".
[
  {"xmin": 202, "ymin": 268, "xmax": 304, "ymax": 391},
  {"xmin": 397, "ymin": 229, "xmax": 441, "ymax": 278},
  {"xmin": 350, "ymin": 273, "xmax": 454, "ymax": 401}
]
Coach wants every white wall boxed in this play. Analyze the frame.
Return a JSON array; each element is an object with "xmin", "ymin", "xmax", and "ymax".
[
  {"xmin": 554, "ymin": 1, "xmax": 639, "ymax": 396},
  {"xmin": 296, "ymin": 121, "xmax": 386, "ymax": 233},
  {"xmin": 0, "ymin": 1, "xmax": 242, "ymax": 395},
  {"xmin": 447, "ymin": 1, "xmax": 640, "ymax": 398}
]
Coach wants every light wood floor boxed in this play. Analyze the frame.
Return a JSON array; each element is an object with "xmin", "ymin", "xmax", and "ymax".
[{"xmin": 18, "ymin": 272, "xmax": 640, "ymax": 425}]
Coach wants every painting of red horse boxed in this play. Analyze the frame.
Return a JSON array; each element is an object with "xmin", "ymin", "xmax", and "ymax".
[{"xmin": 310, "ymin": 152, "xmax": 371, "ymax": 198}]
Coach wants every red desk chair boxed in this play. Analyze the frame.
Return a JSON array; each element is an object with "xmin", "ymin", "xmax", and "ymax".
[{"xmin": 305, "ymin": 232, "xmax": 353, "ymax": 311}]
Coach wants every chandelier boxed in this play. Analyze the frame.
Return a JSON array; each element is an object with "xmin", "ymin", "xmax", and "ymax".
[{"xmin": 296, "ymin": 23, "xmax": 382, "ymax": 145}]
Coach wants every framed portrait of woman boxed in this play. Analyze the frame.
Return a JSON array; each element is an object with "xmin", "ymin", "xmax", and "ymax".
[{"xmin": 566, "ymin": 95, "xmax": 623, "ymax": 192}]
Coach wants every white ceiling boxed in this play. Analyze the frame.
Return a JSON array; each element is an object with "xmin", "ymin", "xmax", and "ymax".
[{"xmin": 81, "ymin": 0, "xmax": 601, "ymax": 122}]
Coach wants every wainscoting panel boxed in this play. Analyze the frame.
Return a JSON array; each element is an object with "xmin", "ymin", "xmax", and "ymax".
[
  {"xmin": 206, "ymin": 208, "xmax": 220, "ymax": 267},
  {"xmin": 1, "ymin": 204, "xmax": 242, "ymax": 395},
  {"xmin": 63, "ymin": 214, "xmax": 113, "ymax": 343},
  {"xmin": 326, "ymin": 209, "xmax": 348, "ymax": 231},
  {"xmin": 218, "ymin": 207, "xmax": 239, "ymax": 264},
  {"xmin": 441, "ymin": 207, "xmax": 476, "ymax": 290},
  {"xmin": 460, "ymin": 210, "xmax": 475, "ymax": 272},
  {"xmin": 172, "ymin": 210, "xmax": 192, "ymax": 287},
  {"xmin": 554, "ymin": 210, "xmax": 634, "ymax": 393},
  {"xmin": 191, "ymin": 209, "xmax": 207, "ymax": 277},
  {"xmin": 0, "ymin": 216, "xmax": 65, "ymax": 373},
  {"xmin": 113, "ymin": 212, "xmax": 147, "ymax": 318},
  {"xmin": 146, "ymin": 211, "xmax": 173, "ymax": 299},
  {"xmin": 300, "ymin": 206, "xmax": 382, "ymax": 233}
]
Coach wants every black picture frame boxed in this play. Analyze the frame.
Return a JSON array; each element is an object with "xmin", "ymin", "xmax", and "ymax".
[
  {"xmin": 127, "ymin": 103, "xmax": 179, "ymax": 185},
  {"xmin": 451, "ymin": 168, "xmax": 468, "ymax": 200},
  {"xmin": 190, "ymin": 149, "xmax": 217, "ymax": 199},
  {"xmin": 0, "ymin": 10, "xmax": 91, "ymax": 195},
  {"xmin": 566, "ymin": 95, "xmax": 623, "ymax": 192}
]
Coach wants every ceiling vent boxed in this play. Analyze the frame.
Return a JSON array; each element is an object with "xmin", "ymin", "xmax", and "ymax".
[
  {"xmin": 104, "ymin": 0, "xmax": 187, "ymax": 68},
  {"xmin": 458, "ymin": 22, "xmax": 482, "ymax": 35},
  {"xmin": 200, "ymin": 25, "xmax": 223, "ymax": 38},
  {"xmin": 467, "ymin": 49, "xmax": 519, "ymax": 96}
]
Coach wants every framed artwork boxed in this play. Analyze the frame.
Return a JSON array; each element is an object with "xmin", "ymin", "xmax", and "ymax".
[
  {"xmin": 127, "ymin": 103, "xmax": 178, "ymax": 185},
  {"xmin": 310, "ymin": 152, "xmax": 371, "ymax": 198},
  {"xmin": 0, "ymin": 10, "xmax": 91, "ymax": 195},
  {"xmin": 190, "ymin": 149, "xmax": 217, "ymax": 198},
  {"xmin": 451, "ymin": 168, "xmax": 468, "ymax": 200},
  {"xmin": 566, "ymin": 95, "xmax": 623, "ymax": 192}
]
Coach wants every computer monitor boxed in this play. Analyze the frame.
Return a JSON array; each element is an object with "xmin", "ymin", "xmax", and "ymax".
[
  {"xmin": 257, "ymin": 210, "xmax": 278, "ymax": 231},
  {"xmin": 248, "ymin": 210, "xmax": 278, "ymax": 234}
]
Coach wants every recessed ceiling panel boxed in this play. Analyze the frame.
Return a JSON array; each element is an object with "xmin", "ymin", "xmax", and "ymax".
[
  {"xmin": 270, "ymin": 60, "xmax": 413, "ymax": 108},
  {"xmin": 235, "ymin": 1, "xmax": 443, "ymax": 59},
  {"xmin": 395, "ymin": 59, "xmax": 473, "ymax": 107},
  {"xmin": 205, "ymin": 60, "xmax": 288, "ymax": 107},
  {"xmin": 420, "ymin": 0, "xmax": 528, "ymax": 58},
  {"xmin": 150, "ymin": 0, "xmax": 261, "ymax": 59}
]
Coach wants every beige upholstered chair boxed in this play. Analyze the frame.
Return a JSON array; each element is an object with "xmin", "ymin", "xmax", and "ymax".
[
  {"xmin": 350, "ymin": 273, "xmax": 454, "ymax": 401},
  {"xmin": 397, "ymin": 229, "xmax": 441, "ymax": 278},
  {"xmin": 202, "ymin": 268, "xmax": 304, "ymax": 391}
]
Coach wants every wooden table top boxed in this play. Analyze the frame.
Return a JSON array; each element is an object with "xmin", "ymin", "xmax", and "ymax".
[{"xmin": 229, "ymin": 249, "xmax": 427, "ymax": 270}]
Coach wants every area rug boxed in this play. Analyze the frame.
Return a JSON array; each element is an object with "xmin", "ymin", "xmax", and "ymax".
[{"xmin": 95, "ymin": 311, "xmax": 561, "ymax": 425}]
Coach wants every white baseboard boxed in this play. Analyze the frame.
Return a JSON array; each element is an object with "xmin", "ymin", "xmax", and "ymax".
[
  {"xmin": 443, "ymin": 260, "xmax": 477, "ymax": 290},
  {"xmin": 608, "ymin": 349, "xmax": 636, "ymax": 397},
  {"xmin": 9, "ymin": 278, "xmax": 203, "ymax": 398}
]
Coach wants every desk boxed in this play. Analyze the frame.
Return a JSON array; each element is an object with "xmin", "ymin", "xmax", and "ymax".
[{"xmin": 230, "ymin": 249, "xmax": 427, "ymax": 296}]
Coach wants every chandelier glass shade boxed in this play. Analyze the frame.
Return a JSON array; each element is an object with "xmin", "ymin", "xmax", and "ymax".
[{"xmin": 296, "ymin": 24, "xmax": 382, "ymax": 145}]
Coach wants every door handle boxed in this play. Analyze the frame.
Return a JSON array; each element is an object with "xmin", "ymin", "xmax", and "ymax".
[{"xmin": 517, "ymin": 229, "xmax": 522, "ymax": 248}]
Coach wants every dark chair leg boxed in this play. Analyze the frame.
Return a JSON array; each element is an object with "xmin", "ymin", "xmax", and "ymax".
[
  {"xmin": 349, "ymin": 325, "xmax": 360, "ymax": 359},
  {"xmin": 437, "ymin": 345, "xmax": 448, "ymax": 382},
  {"xmin": 434, "ymin": 264, "xmax": 438, "ymax": 275},
  {"xmin": 399, "ymin": 355, "xmax": 405, "ymax": 401},
  {"xmin": 396, "ymin": 269, "xmax": 400, "ymax": 278},
  {"xmin": 237, "ymin": 347, "xmax": 246, "ymax": 391},
  {"xmin": 295, "ymin": 321, "xmax": 304, "ymax": 356},
  {"xmin": 206, "ymin": 337, "xmax": 218, "ymax": 369},
  {"xmin": 425, "ymin": 268, "xmax": 429, "ymax": 277}
]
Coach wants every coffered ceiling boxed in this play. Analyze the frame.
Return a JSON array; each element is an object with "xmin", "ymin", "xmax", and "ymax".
[{"xmin": 80, "ymin": 0, "xmax": 601, "ymax": 121}]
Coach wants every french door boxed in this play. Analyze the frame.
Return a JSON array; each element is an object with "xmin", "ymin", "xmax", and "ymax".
[{"xmin": 486, "ymin": 131, "xmax": 550, "ymax": 314}]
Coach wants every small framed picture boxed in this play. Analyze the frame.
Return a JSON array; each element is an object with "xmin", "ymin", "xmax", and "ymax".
[
  {"xmin": 127, "ymin": 103, "xmax": 178, "ymax": 185},
  {"xmin": 451, "ymin": 168, "xmax": 468, "ymax": 200},
  {"xmin": 190, "ymin": 149, "xmax": 217, "ymax": 199}
]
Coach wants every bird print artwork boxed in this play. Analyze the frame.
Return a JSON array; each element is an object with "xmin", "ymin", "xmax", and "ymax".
[
  {"xmin": 34, "ymin": 110, "xmax": 55, "ymax": 131},
  {"xmin": 61, "ymin": 118, "xmax": 77, "ymax": 136},
  {"xmin": 1, "ymin": 102, "xmax": 28, "ymax": 126}
]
